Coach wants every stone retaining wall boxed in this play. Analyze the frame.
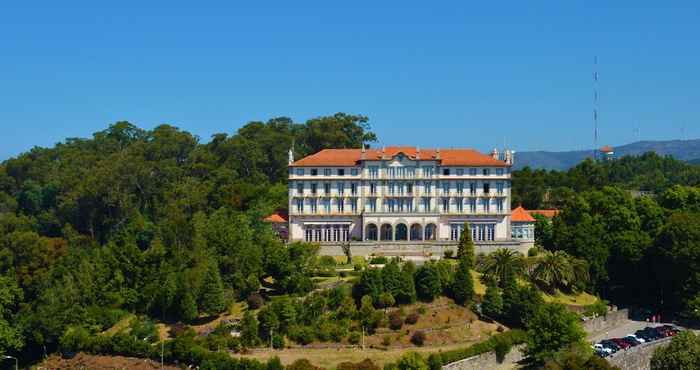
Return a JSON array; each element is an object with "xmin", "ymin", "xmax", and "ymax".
[
  {"xmin": 319, "ymin": 241, "xmax": 530, "ymax": 258},
  {"xmin": 441, "ymin": 345, "xmax": 525, "ymax": 370},
  {"xmin": 606, "ymin": 336, "xmax": 671, "ymax": 370},
  {"xmin": 582, "ymin": 309, "xmax": 629, "ymax": 336}
]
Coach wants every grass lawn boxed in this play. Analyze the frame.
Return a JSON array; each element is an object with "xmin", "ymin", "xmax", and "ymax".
[
  {"xmin": 235, "ymin": 340, "xmax": 487, "ymax": 369},
  {"xmin": 471, "ymin": 270, "xmax": 486, "ymax": 296},
  {"xmin": 542, "ymin": 290, "xmax": 598, "ymax": 306}
]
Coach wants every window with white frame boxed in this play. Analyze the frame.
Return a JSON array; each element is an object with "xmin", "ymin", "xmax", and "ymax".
[
  {"xmin": 310, "ymin": 199, "xmax": 317, "ymax": 213},
  {"xmin": 369, "ymin": 166, "xmax": 379, "ymax": 178},
  {"xmin": 351, "ymin": 183, "xmax": 357, "ymax": 195},
  {"xmin": 296, "ymin": 182, "xmax": 303, "ymax": 194},
  {"xmin": 296, "ymin": 198, "xmax": 304, "ymax": 213},
  {"xmin": 497, "ymin": 182, "xmax": 504, "ymax": 194},
  {"xmin": 296, "ymin": 168, "xmax": 304, "ymax": 176},
  {"xmin": 424, "ymin": 181, "xmax": 432, "ymax": 193},
  {"xmin": 324, "ymin": 168, "xmax": 332, "ymax": 176},
  {"xmin": 351, "ymin": 168, "xmax": 358, "ymax": 176},
  {"xmin": 442, "ymin": 198, "xmax": 449, "ymax": 212},
  {"xmin": 457, "ymin": 168, "xmax": 464, "ymax": 176},
  {"xmin": 337, "ymin": 182, "xmax": 345, "ymax": 195},
  {"xmin": 337, "ymin": 199, "xmax": 344, "ymax": 212}
]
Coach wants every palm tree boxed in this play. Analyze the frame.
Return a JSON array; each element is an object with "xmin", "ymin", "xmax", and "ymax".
[
  {"xmin": 477, "ymin": 248, "xmax": 525, "ymax": 287},
  {"xmin": 529, "ymin": 250, "xmax": 574, "ymax": 293}
]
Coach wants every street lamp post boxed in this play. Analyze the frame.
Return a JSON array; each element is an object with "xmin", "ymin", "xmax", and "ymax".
[{"xmin": 2, "ymin": 355, "xmax": 18, "ymax": 370}]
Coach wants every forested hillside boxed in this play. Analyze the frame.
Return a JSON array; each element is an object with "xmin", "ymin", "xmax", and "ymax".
[{"xmin": 0, "ymin": 114, "xmax": 376, "ymax": 363}]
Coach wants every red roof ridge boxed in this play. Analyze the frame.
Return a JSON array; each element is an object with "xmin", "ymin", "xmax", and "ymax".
[
  {"xmin": 290, "ymin": 147, "xmax": 509, "ymax": 167},
  {"xmin": 511, "ymin": 205, "xmax": 536, "ymax": 222}
]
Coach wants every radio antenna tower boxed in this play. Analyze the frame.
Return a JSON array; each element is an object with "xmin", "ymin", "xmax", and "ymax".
[{"xmin": 593, "ymin": 56, "xmax": 599, "ymax": 160}]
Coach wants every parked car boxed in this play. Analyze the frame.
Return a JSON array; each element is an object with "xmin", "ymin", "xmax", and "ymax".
[
  {"xmin": 611, "ymin": 338, "xmax": 632, "ymax": 350},
  {"xmin": 593, "ymin": 343, "xmax": 613, "ymax": 355},
  {"xmin": 625, "ymin": 335, "xmax": 644, "ymax": 345},
  {"xmin": 601, "ymin": 339, "xmax": 621, "ymax": 352}
]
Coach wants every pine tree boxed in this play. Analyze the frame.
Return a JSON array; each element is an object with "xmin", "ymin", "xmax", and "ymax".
[
  {"xmin": 481, "ymin": 279, "xmax": 504, "ymax": 318},
  {"xmin": 457, "ymin": 222, "xmax": 475, "ymax": 267},
  {"xmin": 240, "ymin": 310, "xmax": 260, "ymax": 347},
  {"xmin": 452, "ymin": 257, "xmax": 475, "ymax": 306},
  {"xmin": 199, "ymin": 261, "xmax": 226, "ymax": 316},
  {"xmin": 178, "ymin": 289, "xmax": 199, "ymax": 322},
  {"xmin": 395, "ymin": 267, "xmax": 417, "ymax": 304}
]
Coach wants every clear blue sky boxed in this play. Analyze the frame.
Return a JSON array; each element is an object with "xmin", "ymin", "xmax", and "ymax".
[{"xmin": 1, "ymin": 1, "xmax": 699, "ymax": 160}]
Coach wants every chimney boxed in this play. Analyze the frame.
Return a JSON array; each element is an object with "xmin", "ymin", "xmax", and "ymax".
[
  {"xmin": 491, "ymin": 148, "xmax": 499, "ymax": 160},
  {"xmin": 361, "ymin": 144, "xmax": 366, "ymax": 160},
  {"xmin": 381, "ymin": 146, "xmax": 386, "ymax": 159},
  {"xmin": 288, "ymin": 147, "xmax": 294, "ymax": 165},
  {"xmin": 416, "ymin": 146, "xmax": 421, "ymax": 160},
  {"xmin": 436, "ymin": 148, "xmax": 441, "ymax": 160}
]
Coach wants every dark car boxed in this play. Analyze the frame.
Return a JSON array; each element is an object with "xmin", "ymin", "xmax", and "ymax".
[
  {"xmin": 642, "ymin": 327, "xmax": 663, "ymax": 340},
  {"xmin": 655, "ymin": 326, "xmax": 673, "ymax": 337},
  {"xmin": 661, "ymin": 325, "xmax": 680, "ymax": 336},
  {"xmin": 611, "ymin": 338, "xmax": 632, "ymax": 349}
]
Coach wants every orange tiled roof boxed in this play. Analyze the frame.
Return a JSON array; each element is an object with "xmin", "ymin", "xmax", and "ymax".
[
  {"xmin": 511, "ymin": 206, "xmax": 536, "ymax": 222},
  {"xmin": 600, "ymin": 146, "xmax": 614, "ymax": 153},
  {"xmin": 290, "ymin": 146, "xmax": 508, "ymax": 167},
  {"xmin": 264, "ymin": 212, "xmax": 288, "ymax": 223},
  {"xmin": 527, "ymin": 209, "xmax": 559, "ymax": 219}
]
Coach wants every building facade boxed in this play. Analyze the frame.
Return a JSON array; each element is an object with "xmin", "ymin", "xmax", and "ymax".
[{"xmin": 287, "ymin": 146, "xmax": 533, "ymax": 256}]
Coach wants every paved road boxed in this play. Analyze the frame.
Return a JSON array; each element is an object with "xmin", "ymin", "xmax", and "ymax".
[{"xmin": 589, "ymin": 320, "xmax": 667, "ymax": 343}]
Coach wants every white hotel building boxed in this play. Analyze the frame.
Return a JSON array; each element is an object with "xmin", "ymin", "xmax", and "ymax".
[{"xmin": 287, "ymin": 146, "xmax": 534, "ymax": 256}]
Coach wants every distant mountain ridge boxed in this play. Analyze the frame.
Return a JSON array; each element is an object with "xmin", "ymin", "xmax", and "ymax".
[{"xmin": 515, "ymin": 139, "xmax": 700, "ymax": 170}]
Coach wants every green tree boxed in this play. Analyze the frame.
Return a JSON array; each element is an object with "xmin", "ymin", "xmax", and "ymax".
[
  {"xmin": 481, "ymin": 279, "xmax": 504, "ymax": 319},
  {"xmin": 478, "ymin": 248, "xmax": 524, "ymax": 289},
  {"xmin": 457, "ymin": 223, "xmax": 475, "ymax": 266},
  {"xmin": 395, "ymin": 267, "xmax": 417, "ymax": 304},
  {"xmin": 240, "ymin": 310, "xmax": 260, "ymax": 347},
  {"xmin": 356, "ymin": 268, "xmax": 384, "ymax": 304},
  {"xmin": 651, "ymin": 330, "xmax": 700, "ymax": 370},
  {"xmin": 414, "ymin": 265, "xmax": 441, "ymax": 302},
  {"xmin": 452, "ymin": 257, "xmax": 475, "ymax": 306},
  {"xmin": 524, "ymin": 303, "xmax": 586, "ymax": 365},
  {"xmin": 0, "ymin": 275, "xmax": 23, "ymax": 355},
  {"xmin": 199, "ymin": 261, "xmax": 226, "ymax": 316}
]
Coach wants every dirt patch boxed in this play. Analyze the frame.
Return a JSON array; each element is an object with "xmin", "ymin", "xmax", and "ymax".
[{"xmin": 40, "ymin": 353, "xmax": 180, "ymax": 370}]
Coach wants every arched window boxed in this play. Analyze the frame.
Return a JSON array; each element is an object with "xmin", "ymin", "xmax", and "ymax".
[
  {"xmin": 424, "ymin": 223, "xmax": 437, "ymax": 240},
  {"xmin": 410, "ymin": 224, "xmax": 423, "ymax": 241},
  {"xmin": 366, "ymin": 224, "xmax": 378, "ymax": 241},
  {"xmin": 395, "ymin": 223, "xmax": 408, "ymax": 241},
  {"xmin": 380, "ymin": 224, "xmax": 393, "ymax": 241}
]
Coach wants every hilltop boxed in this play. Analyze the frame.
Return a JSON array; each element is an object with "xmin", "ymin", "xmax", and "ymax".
[{"xmin": 516, "ymin": 138, "xmax": 700, "ymax": 170}]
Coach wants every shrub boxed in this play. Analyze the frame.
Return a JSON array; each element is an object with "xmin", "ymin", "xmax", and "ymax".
[
  {"xmin": 389, "ymin": 312, "xmax": 403, "ymax": 330},
  {"xmin": 410, "ymin": 331, "xmax": 426, "ymax": 346},
  {"xmin": 427, "ymin": 353, "xmax": 442, "ymax": 370},
  {"xmin": 348, "ymin": 331, "xmax": 362, "ymax": 344},
  {"xmin": 417, "ymin": 306, "xmax": 427, "ymax": 315},
  {"xmin": 338, "ymin": 359, "xmax": 381, "ymax": 370},
  {"xmin": 382, "ymin": 335, "xmax": 392, "ymax": 346},
  {"xmin": 369, "ymin": 256, "xmax": 388, "ymax": 264},
  {"xmin": 405, "ymin": 313, "xmax": 419, "ymax": 325},
  {"xmin": 583, "ymin": 299, "xmax": 608, "ymax": 317},
  {"xmin": 288, "ymin": 325, "xmax": 316, "ymax": 345},
  {"xmin": 443, "ymin": 250, "xmax": 454, "ymax": 259},
  {"xmin": 131, "ymin": 317, "xmax": 158, "ymax": 343},
  {"xmin": 272, "ymin": 334, "xmax": 285, "ymax": 349},
  {"xmin": 397, "ymin": 352, "xmax": 427, "ymax": 370},
  {"xmin": 247, "ymin": 292, "xmax": 264, "ymax": 309},
  {"xmin": 287, "ymin": 359, "xmax": 322, "ymax": 370}
]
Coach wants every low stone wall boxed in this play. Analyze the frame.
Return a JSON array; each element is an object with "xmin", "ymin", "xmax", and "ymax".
[
  {"xmin": 583, "ymin": 309, "xmax": 629, "ymax": 336},
  {"xmin": 318, "ymin": 241, "xmax": 530, "ymax": 258},
  {"xmin": 606, "ymin": 336, "xmax": 671, "ymax": 370},
  {"xmin": 441, "ymin": 344, "xmax": 525, "ymax": 370}
]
